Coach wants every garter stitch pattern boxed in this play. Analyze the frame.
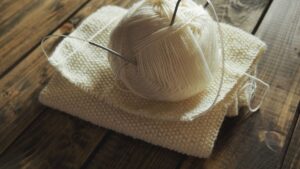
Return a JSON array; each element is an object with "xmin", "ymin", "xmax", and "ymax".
[
  {"xmin": 40, "ymin": 5, "xmax": 266, "ymax": 157},
  {"xmin": 46, "ymin": 5, "xmax": 266, "ymax": 121},
  {"xmin": 40, "ymin": 73, "xmax": 246, "ymax": 158}
]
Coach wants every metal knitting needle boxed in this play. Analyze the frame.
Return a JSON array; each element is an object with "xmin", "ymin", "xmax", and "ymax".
[
  {"xmin": 170, "ymin": 0, "xmax": 182, "ymax": 26},
  {"xmin": 170, "ymin": 0, "xmax": 209, "ymax": 26},
  {"xmin": 204, "ymin": 1, "xmax": 209, "ymax": 8},
  {"xmin": 88, "ymin": 41, "xmax": 137, "ymax": 64}
]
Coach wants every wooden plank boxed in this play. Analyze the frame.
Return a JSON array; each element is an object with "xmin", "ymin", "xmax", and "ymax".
[
  {"xmin": 0, "ymin": 109, "xmax": 107, "ymax": 169},
  {"xmin": 0, "ymin": 12, "xmax": 74, "ymax": 155},
  {"xmin": 84, "ymin": 133, "xmax": 183, "ymax": 169},
  {"xmin": 281, "ymin": 104, "xmax": 300, "ymax": 169},
  {"xmin": 180, "ymin": 0, "xmax": 300, "ymax": 169},
  {"xmin": 205, "ymin": 0, "xmax": 271, "ymax": 32},
  {"xmin": 0, "ymin": 31, "xmax": 56, "ymax": 154},
  {"xmin": 0, "ymin": 0, "xmax": 133, "ymax": 156},
  {"xmin": 82, "ymin": 0, "xmax": 271, "ymax": 168},
  {"xmin": 0, "ymin": 0, "xmax": 90, "ymax": 78}
]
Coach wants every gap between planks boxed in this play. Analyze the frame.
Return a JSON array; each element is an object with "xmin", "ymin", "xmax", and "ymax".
[
  {"xmin": 280, "ymin": 103, "xmax": 300, "ymax": 169},
  {"xmin": 0, "ymin": 1, "xmax": 89, "ymax": 154},
  {"xmin": 0, "ymin": 0, "xmax": 90, "ymax": 79}
]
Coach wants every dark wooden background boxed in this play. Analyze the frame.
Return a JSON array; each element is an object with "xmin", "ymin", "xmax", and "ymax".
[{"xmin": 0, "ymin": 0, "xmax": 299, "ymax": 168}]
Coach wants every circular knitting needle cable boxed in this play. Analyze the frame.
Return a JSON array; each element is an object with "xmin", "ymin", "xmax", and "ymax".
[{"xmin": 41, "ymin": 34, "xmax": 137, "ymax": 65}]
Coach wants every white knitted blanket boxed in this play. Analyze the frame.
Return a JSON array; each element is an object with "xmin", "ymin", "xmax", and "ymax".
[{"xmin": 39, "ymin": 6, "xmax": 266, "ymax": 158}]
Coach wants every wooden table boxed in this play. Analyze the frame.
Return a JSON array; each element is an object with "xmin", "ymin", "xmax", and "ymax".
[{"xmin": 0, "ymin": 0, "xmax": 299, "ymax": 168}]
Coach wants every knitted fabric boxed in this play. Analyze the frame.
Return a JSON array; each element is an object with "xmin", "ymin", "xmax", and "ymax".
[
  {"xmin": 40, "ymin": 73, "xmax": 241, "ymax": 158},
  {"xmin": 47, "ymin": 6, "xmax": 266, "ymax": 121},
  {"xmin": 39, "ymin": 5, "xmax": 266, "ymax": 158}
]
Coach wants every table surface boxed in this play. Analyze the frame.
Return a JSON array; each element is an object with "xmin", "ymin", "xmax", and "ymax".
[{"xmin": 0, "ymin": 0, "xmax": 299, "ymax": 168}]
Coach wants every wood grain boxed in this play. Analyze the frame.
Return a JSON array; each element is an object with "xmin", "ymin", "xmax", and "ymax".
[
  {"xmin": 281, "ymin": 104, "xmax": 300, "ymax": 169},
  {"xmin": 0, "ymin": 109, "xmax": 107, "ymax": 169},
  {"xmin": 0, "ymin": 0, "xmax": 133, "ymax": 157},
  {"xmin": 0, "ymin": 33, "xmax": 56, "ymax": 154},
  {"xmin": 0, "ymin": 0, "xmax": 89, "ymax": 77},
  {"xmin": 179, "ymin": 0, "xmax": 300, "ymax": 169},
  {"xmin": 84, "ymin": 133, "xmax": 183, "ymax": 169}
]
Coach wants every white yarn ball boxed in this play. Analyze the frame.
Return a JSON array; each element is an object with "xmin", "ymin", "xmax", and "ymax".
[{"xmin": 108, "ymin": 0, "xmax": 220, "ymax": 102}]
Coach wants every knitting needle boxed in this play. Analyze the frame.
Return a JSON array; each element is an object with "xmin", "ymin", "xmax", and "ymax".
[
  {"xmin": 88, "ymin": 41, "xmax": 137, "ymax": 64},
  {"xmin": 170, "ymin": 0, "xmax": 182, "ymax": 26},
  {"xmin": 170, "ymin": 0, "xmax": 210, "ymax": 26}
]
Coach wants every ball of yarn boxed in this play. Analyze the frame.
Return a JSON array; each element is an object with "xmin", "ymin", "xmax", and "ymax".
[{"xmin": 108, "ymin": 0, "xmax": 220, "ymax": 102}]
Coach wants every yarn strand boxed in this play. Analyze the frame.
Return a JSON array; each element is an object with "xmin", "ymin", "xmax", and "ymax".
[{"xmin": 240, "ymin": 72, "xmax": 270, "ymax": 112}]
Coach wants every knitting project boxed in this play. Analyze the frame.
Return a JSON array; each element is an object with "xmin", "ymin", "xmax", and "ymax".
[{"xmin": 39, "ymin": 5, "xmax": 266, "ymax": 158}]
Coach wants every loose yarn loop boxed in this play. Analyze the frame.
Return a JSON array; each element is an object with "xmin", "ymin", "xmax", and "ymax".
[
  {"xmin": 109, "ymin": 0, "xmax": 220, "ymax": 102},
  {"xmin": 239, "ymin": 72, "xmax": 270, "ymax": 112}
]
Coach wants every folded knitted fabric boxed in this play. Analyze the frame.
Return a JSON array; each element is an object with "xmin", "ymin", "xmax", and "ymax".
[
  {"xmin": 39, "ymin": 5, "xmax": 266, "ymax": 158},
  {"xmin": 47, "ymin": 5, "xmax": 266, "ymax": 121},
  {"xmin": 40, "ymin": 73, "xmax": 246, "ymax": 158}
]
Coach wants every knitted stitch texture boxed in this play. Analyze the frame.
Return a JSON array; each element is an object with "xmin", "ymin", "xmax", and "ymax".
[
  {"xmin": 39, "ymin": 5, "xmax": 266, "ymax": 158},
  {"xmin": 40, "ymin": 73, "xmax": 243, "ymax": 158},
  {"xmin": 47, "ymin": 6, "xmax": 266, "ymax": 121}
]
